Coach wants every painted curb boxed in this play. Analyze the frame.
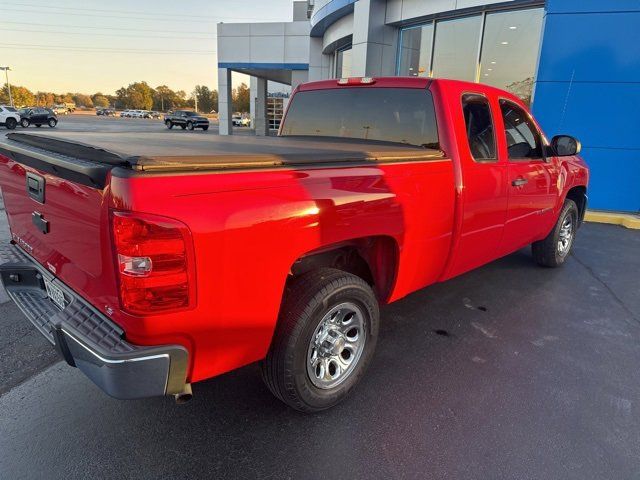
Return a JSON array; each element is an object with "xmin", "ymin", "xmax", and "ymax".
[{"xmin": 584, "ymin": 211, "xmax": 640, "ymax": 230}]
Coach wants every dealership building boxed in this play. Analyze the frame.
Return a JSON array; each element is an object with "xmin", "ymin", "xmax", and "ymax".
[{"xmin": 217, "ymin": 0, "xmax": 639, "ymax": 213}]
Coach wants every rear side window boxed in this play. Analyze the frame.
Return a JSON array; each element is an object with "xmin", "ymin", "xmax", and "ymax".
[
  {"xmin": 462, "ymin": 94, "xmax": 496, "ymax": 161},
  {"xmin": 499, "ymin": 100, "xmax": 543, "ymax": 160},
  {"xmin": 280, "ymin": 87, "xmax": 439, "ymax": 149}
]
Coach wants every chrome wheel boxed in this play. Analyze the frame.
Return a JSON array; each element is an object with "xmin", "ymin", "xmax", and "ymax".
[
  {"xmin": 307, "ymin": 302, "xmax": 367, "ymax": 389},
  {"xmin": 557, "ymin": 215, "xmax": 574, "ymax": 256}
]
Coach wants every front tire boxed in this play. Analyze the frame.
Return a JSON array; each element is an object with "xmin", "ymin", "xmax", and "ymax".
[
  {"xmin": 48, "ymin": 118, "xmax": 57, "ymax": 128},
  {"xmin": 5, "ymin": 117, "xmax": 17, "ymax": 130},
  {"xmin": 187, "ymin": 121, "xmax": 194, "ymax": 131},
  {"xmin": 532, "ymin": 199, "xmax": 579, "ymax": 267},
  {"xmin": 20, "ymin": 118, "xmax": 29, "ymax": 128},
  {"xmin": 165, "ymin": 120, "xmax": 173, "ymax": 129},
  {"xmin": 261, "ymin": 268, "xmax": 379, "ymax": 412}
]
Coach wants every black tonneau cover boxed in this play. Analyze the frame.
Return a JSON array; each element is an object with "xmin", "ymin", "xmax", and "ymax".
[{"xmin": 0, "ymin": 132, "xmax": 445, "ymax": 187}]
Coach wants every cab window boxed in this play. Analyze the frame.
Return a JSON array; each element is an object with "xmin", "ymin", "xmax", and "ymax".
[
  {"xmin": 462, "ymin": 94, "xmax": 496, "ymax": 161},
  {"xmin": 499, "ymin": 99, "xmax": 543, "ymax": 160}
]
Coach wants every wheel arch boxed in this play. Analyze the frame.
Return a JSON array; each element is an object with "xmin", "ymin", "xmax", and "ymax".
[
  {"xmin": 565, "ymin": 185, "xmax": 587, "ymax": 226},
  {"xmin": 288, "ymin": 236, "xmax": 399, "ymax": 303}
]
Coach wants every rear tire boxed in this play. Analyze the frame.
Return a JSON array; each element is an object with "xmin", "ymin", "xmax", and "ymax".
[
  {"xmin": 261, "ymin": 268, "xmax": 379, "ymax": 413},
  {"xmin": 187, "ymin": 121, "xmax": 194, "ymax": 131},
  {"xmin": 48, "ymin": 118, "xmax": 57, "ymax": 128},
  {"xmin": 20, "ymin": 118, "xmax": 29, "ymax": 128},
  {"xmin": 532, "ymin": 199, "xmax": 579, "ymax": 267},
  {"xmin": 180, "ymin": 124, "xmax": 186, "ymax": 130},
  {"xmin": 165, "ymin": 120, "xmax": 173, "ymax": 129},
  {"xmin": 202, "ymin": 126, "xmax": 209, "ymax": 131},
  {"xmin": 5, "ymin": 117, "xmax": 17, "ymax": 130}
]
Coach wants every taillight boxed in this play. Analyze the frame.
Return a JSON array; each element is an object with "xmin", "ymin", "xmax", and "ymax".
[{"xmin": 111, "ymin": 211, "xmax": 196, "ymax": 315}]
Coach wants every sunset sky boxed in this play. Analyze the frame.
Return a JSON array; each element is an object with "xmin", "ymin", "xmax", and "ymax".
[{"xmin": 0, "ymin": 0, "xmax": 294, "ymax": 94}]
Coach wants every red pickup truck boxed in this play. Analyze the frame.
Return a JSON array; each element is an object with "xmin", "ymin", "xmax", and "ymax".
[{"xmin": 0, "ymin": 78, "xmax": 588, "ymax": 412}]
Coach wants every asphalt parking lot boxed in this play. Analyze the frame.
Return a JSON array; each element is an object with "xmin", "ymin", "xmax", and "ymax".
[
  {"xmin": 1, "ymin": 117, "xmax": 639, "ymax": 479},
  {"xmin": 5, "ymin": 112, "xmax": 254, "ymax": 135}
]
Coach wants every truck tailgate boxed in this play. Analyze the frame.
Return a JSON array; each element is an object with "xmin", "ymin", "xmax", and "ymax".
[{"xmin": 0, "ymin": 135, "xmax": 120, "ymax": 311}]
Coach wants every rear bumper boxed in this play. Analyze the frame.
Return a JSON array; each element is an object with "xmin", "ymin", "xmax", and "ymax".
[{"xmin": 0, "ymin": 243, "xmax": 188, "ymax": 399}]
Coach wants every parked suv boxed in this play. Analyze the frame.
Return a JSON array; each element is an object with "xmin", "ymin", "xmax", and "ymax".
[
  {"xmin": 0, "ymin": 105, "xmax": 20, "ymax": 129},
  {"xmin": 18, "ymin": 107, "xmax": 58, "ymax": 128},
  {"xmin": 164, "ymin": 110, "xmax": 209, "ymax": 130},
  {"xmin": 96, "ymin": 108, "xmax": 116, "ymax": 116}
]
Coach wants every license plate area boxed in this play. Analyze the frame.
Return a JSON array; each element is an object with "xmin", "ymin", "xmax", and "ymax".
[{"xmin": 44, "ymin": 278, "xmax": 67, "ymax": 310}]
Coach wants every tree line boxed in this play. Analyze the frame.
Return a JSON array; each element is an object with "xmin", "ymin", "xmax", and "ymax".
[{"xmin": 0, "ymin": 81, "xmax": 252, "ymax": 113}]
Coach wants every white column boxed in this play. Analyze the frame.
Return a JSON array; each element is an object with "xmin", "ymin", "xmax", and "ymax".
[
  {"xmin": 351, "ymin": 0, "xmax": 398, "ymax": 77},
  {"xmin": 291, "ymin": 70, "xmax": 309, "ymax": 92},
  {"xmin": 217, "ymin": 67, "xmax": 233, "ymax": 135},
  {"xmin": 308, "ymin": 37, "xmax": 327, "ymax": 81},
  {"xmin": 249, "ymin": 76, "xmax": 257, "ymax": 129},
  {"xmin": 254, "ymin": 77, "xmax": 269, "ymax": 136}
]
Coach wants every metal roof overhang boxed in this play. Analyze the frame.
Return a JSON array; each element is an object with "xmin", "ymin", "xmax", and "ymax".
[{"xmin": 218, "ymin": 63, "xmax": 309, "ymax": 85}]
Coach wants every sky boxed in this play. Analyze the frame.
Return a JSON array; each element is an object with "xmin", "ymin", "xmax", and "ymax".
[{"xmin": 0, "ymin": 0, "xmax": 295, "ymax": 95}]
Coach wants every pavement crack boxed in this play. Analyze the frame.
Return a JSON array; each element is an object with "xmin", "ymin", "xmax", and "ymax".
[{"xmin": 571, "ymin": 251, "xmax": 640, "ymax": 326}]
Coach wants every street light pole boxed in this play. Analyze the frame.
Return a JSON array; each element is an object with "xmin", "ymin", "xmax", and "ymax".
[{"xmin": 0, "ymin": 67, "xmax": 12, "ymax": 107}]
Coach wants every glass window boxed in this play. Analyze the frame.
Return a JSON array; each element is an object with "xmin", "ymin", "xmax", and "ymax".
[
  {"xmin": 462, "ymin": 94, "xmax": 496, "ymax": 161},
  {"xmin": 280, "ymin": 88, "xmax": 439, "ymax": 149},
  {"xmin": 499, "ymin": 99, "xmax": 543, "ymax": 160},
  {"xmin": 398, "ymin": 23, "xmax": 433, "ymax": 77},
  {"xmin": 480, "ymin": 8, "xmax": 544, "ymax": 105},
  {"xmin": 336, "ymin": 47, "xmax": 352, "ymax": 78},
  {"xmin": 432, "ymin": 15, "xmax": 482, "ymax": 81}
]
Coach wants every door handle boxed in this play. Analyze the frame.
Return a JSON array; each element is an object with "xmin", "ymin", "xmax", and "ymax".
[{"xmin": 512, "ymin": 178, "xmax": 528, "ymax": 187}]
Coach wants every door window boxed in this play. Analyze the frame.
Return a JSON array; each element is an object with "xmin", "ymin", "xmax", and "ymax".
[
  {"xmin": 499, "ymin": 99, "xmax": 543, "ymax": 160},
  {"xmin": 462, "ymin": 94, "xmax": 496, "ymax": 161}
]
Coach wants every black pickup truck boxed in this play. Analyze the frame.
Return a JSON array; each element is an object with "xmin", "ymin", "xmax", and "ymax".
[{"xmin": 163, "ymin": 110, "xmax": 209, "ymax": 131}]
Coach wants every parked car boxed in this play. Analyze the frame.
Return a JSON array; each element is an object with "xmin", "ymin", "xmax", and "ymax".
[
  {"xmin": 52, "ymin": 105, "xmax": 68, "ymax": 115},
  {"xmin": 96, "ymin": 108, "xmax": 116, "ymax": 116},
  {"xmin": 148, "ymin": 111, "xmax": 162, "ymax": 119},
  {"xmin": 18, "ymin": 107, "xmax": 57, "ymax": 128},
  {"xmin": 0, "ymin": 105, "xmax": 20, "ymax": 129},
  {"xmin": 0, "ymin": 77, "xmax": 588, "ymax": 412},
  {"xmin": 164, "ymin": 110, "xmax": 209, "ymax": 130},
  {"xmin": 232, "ymin": 114, "xmax": 250, "ymax": 127}
]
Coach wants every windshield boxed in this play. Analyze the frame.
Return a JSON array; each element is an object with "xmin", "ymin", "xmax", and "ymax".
[
  {"xmin": 280, "ymin": 87, "xmax": 439, "ymax": 148},
  {"xmin": 185, "ymin": 111, "xmax": 199, "ymax": 117}
]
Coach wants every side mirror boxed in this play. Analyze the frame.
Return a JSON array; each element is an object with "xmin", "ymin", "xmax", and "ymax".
[{"xmin": 551, "ymin": 135, "xmax": 581, "ymax": 156}]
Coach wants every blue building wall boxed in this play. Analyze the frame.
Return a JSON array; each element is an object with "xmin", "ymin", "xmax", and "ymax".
[{"xmin": 532, "ymin": 0, "xmax": 640, "ymax": 212}]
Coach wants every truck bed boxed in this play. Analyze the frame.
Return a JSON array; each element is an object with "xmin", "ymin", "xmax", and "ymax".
[{"xmin": 1, "ymin": 132, "xmax": 444, "ymax": 173}]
